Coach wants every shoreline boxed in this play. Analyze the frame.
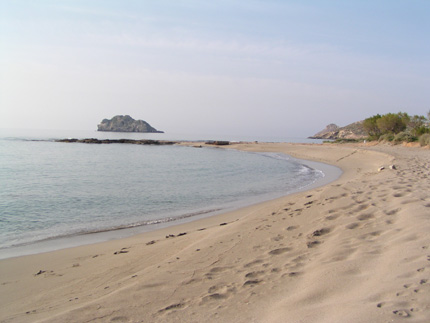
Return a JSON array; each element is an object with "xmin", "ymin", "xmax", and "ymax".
[
  {"xmin": 0, "ymin": 145, "xmax": 341, "ymax": 260},
  {"xmin": 1, "ymin": 142, "xmax": 429, "ymax": 322}
]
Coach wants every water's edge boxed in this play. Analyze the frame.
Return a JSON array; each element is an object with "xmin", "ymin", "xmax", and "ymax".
[{"xmin": 0, "ymin": 148, "xmax": 341, "ymax": 260}]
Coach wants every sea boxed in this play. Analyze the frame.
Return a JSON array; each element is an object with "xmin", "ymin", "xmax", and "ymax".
[{"xmin": 0, "ymin": 129, "xmax": 339, "ymax": 259}]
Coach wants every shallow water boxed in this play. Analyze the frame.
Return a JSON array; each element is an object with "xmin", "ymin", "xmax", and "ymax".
[{"xmin": 0, "ymin": 131, "xmax": 327, "ymax": 256}]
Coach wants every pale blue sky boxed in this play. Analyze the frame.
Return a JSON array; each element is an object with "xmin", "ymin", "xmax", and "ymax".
[{"xmin": 1, "ymin": 0, "xmax": 429, "ymax": 138}]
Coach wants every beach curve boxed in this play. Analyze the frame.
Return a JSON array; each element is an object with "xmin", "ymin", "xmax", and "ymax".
[{"xmin": 1, "ymin": 142, "xmax": 429, "ymax": 323}]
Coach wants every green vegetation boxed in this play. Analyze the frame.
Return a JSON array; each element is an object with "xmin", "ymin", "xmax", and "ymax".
[
  {"xmin": 378, "ymin": 133, "xmax": 395, "ymax": 142},
  {"xmin": 393, "ymin": 132, "xmax": 415, "ymax": 143},
  {"xmin": 323, "ymin": 138, "xmax": 360, "ymax": 144},
  {"xmin": 377, "ymin": 113, "xmax": 407, "ymax": 134},
  {"xmin": 363, "ymin": 111, "xmax": 430, "ymax": 145},
  {"xmin": 419, "ymin": 133, "xmax": 430, "ymax": 147},
  {"xmin": 362, "ymin": 114, "xmax": 382, "ymax": 139}
]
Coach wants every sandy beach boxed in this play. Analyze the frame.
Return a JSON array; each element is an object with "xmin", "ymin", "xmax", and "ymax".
[{"xmin": 1, "ymin": 142, "xmax": 429, "ymax": 323}]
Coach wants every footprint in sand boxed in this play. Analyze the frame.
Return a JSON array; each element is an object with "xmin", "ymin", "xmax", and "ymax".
[
  {"xmin": 271, "ymin": 234, "xmax": 284, "ymax": 242},
  {"xmin": 281, "ymin": 271, "xmax": 303, "ymax": 278},
  {"xmin": 158, "ymin": 303, "xmax": 185, "ymax": 313},
  {"xmin": 114, "ymin": 247, "xmax": 130, "ymax": 254},
  {"xmin": 306, "ymin": 240, "xmax": 321, "ymax": 248},
  {"xmin": 209, "ymin": 267, "xmax": 230, "ymax": 273},
  {"xmin": 359, "ymin": 231, "xmax": 382, "ymax": 241},
  {"xmin": 346, "ymin": 222, "xmax": 360, "ymax": 229},
  {"xmin": 354, "ymin": 204, "xmax": 370, "ymax": 212},
  {"xmin": 34, "ymin": 270, "xmax": 63, "ymax": 277},
  {"xmin": 204, "ymin": 293, "xmax": 229, "ymax": 300},
  {"xmin": 244, "ymin": 259, "xmax": 265, "ymax": 268},
  {"xmin": 325, "ymin": 214, "xmax": 339, "ymax": 221},
  {"xmin": 304, "ymin": 201, "xmax": 315, "ymax": 207},
  {"xmin": 243, "ymin": 279, "xmax": 262, "ymax": 286},
  {"xmin": 393, "ymin": 310, "xmax": 410, "ymax": 317},
  {"xmin": 245, "ymin": 271, "xmax": 265, "ymax": 279},
  {"xmin": 384, "ymin": 208, "xmax": 400, "ymax": 215},
  {"xmin": 310, "ymin": 228, "xmax": 331, "ymax": 237},
  {"xmin": 357, "ymin": 213, "xmax": 374, "ymax": 221},
  {"xmin": 268, "ymin": 247, "xmax": 291, "ymax": 255},
  {"xmin": 204, "ymin": 283, "xmax": 237, "ymax": 302}
]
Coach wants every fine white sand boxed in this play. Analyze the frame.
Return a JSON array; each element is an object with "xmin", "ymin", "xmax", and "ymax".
[{"xmin": 1, "ymin": 142, "xmax": 429, "ymax": 323}]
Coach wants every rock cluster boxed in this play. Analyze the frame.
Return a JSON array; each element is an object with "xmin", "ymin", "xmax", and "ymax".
[
  {"xmin": 205, "ymin": 140, "xmax": 230, "ymax": 145},
  {"xmin": 97, "ymin": 115, "xmax": 163, "ymax": 133},
  {"xmin": 56, "ymin": 139, "xmax": 176, "ymax": 145}
]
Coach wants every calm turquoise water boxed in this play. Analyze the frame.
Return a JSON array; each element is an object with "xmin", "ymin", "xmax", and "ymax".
[{"xmin": 0, "ymin": 130, "xmax": 326, "ymax": 255}]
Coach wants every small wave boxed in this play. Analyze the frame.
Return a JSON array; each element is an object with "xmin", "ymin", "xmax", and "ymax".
[
  {"xmin": 83, "ymin": 208, "xmax": 224, "ymax": 233},
  {"xmin": 298, "ymin": 164, "xmax": 314, "ymax": 174},
  {"xmin": 0, "ymin": 208, "xmax": 223, "ymax": 250},
  {"xmin": 257, "ymin": 152, "xmax": 291, "ymax": 161},
  {"xmin": 0, "ymin": 137, "xmax": 55, "ymax": 143}
]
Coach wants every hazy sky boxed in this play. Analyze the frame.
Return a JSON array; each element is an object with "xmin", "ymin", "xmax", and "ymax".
[{"xmin": 1, "ymin": 1, "xmax": 429, "ymax": 138}]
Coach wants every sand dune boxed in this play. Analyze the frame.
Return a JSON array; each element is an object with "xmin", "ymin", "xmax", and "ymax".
[{"xmin": 1, "ymin": 143, "xmax": 429, "ymax": 322}]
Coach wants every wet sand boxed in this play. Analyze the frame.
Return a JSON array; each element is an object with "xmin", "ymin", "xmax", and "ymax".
[{"xmin": 1, "ymin": 142, "xmax": 429, "ymax": 322}]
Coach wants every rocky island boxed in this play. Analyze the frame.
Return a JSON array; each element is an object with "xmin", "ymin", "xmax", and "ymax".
[{"xmin": 97, "ymin": 115, "xmax": 164, "ymax": 133}]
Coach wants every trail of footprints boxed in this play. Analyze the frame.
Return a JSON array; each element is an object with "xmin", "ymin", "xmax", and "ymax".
[
  {"xmin": 158, "ymin": 152, "xmax": 430, "ymax": 320},
  {"xmin": 371, "ymin": 154, "xmax": 430, "ymax": 318},
  {"xmin": 156, "ymin": 195, "xmax": 336, "ymax": 318},
  {"xmin": 376, "ymin": 259, "xmax": 430, "ymax": 318}
]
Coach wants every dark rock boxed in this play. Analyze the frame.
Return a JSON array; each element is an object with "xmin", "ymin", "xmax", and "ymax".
[
  {"xmin": 205, "ymin": 140, "xmax": 230, "ymax": 145},
  {"xmin": 56, "ymin": 139, "xmax": 176, "ymax": 145},
  {"xmin": 97, "ymin": 115, "xmax": 163, "ymax": 133}
]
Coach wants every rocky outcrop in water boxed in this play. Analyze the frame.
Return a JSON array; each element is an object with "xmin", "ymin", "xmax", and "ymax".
[
  {"xmin": 97, "ymin": 115, "xmax": 163, "ymax": 133},
  {"xmin": 205, "ymin": 140, "xmax": 230, "ymax": 146},
  {"xmin": 56, "ymin": 139, "xmax": 176, "ymax": 145}
]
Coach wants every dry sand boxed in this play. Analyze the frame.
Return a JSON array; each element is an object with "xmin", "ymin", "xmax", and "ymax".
[{"xmin": 1, "ymin": 142, "xmax": 429, "ymax": 323}]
